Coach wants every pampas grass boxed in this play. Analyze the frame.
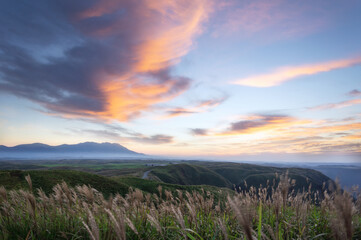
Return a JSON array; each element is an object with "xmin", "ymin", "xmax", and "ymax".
[{"xmin": 0, "ymin": 174, "xmax": 360, "ymax": 239}]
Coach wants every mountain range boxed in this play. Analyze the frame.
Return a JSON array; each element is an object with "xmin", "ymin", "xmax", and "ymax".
[{"xmin": 0, "ymin": 142, "xmax": 144, "ymax": 159}]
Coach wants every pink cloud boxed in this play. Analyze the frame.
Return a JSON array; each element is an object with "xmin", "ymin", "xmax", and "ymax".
[{"xmin": 308, "ymin": 99, "xmax": 361, "ymax": 111}]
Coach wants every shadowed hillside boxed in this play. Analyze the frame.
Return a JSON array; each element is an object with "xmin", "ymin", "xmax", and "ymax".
[
  {"xmin": 150, "ymin": 164, "xmax": 233, "ymax": 188},
  {"xmin": 150, "ymin": 162, "xmax": 334, "ymax": 193}
]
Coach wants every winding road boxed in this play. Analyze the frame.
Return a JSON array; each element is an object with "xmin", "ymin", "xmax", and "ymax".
[{"xmin": 142, "ymin": 170, "xmax": 151, "ymax": 179}]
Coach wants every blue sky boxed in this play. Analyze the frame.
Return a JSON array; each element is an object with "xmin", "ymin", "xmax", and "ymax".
[{"xmin": 0, "ymin": 0, "xmax": 360, "ymax": 161}]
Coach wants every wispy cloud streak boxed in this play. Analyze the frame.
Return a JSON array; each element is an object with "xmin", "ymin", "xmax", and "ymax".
[
  {"xmin": 308, "ymin": 99, "xmax": 361, "ymax": 111},
  {"xmin": 217, "ymin": 114, "xmax": 307, "ymax": 135},
  {"xmin": 162, "ymin": 96, "xmax": 227, "ymax": 118},
  {"xmin": 233, "ymin": 57, "xmax": 361, "ymax": 87}
]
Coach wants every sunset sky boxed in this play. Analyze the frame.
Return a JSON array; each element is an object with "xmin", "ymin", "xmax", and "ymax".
[{"xmin": 0, "ymin": 0, "xmax": 360, "ymax": 161}]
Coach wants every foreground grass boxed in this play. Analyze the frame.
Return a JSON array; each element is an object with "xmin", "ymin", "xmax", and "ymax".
[{"xmin": 0, "ymin": 173, "xmax": 360, "ymax": 240}]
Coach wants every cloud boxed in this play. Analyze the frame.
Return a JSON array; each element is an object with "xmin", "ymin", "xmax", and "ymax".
[
  {"xmin": 131, "ymin": 134, "xmax": 173, "ymax": 144},
  {"xmin": 196, "ymin": 97, "xmax": 227, "ymax": 108},
  {"xmin": 190, "ymin": 128, "xmax": 208, "ymax": 136},
  {"xmin": 308, "ymin": 99, "xmax": 361, "ymax": 111},
  {"xmin": 219, "ymin": 114, "xmax": 304, "ymax": 135},
  {"xmin": 80, "ymin": 124, "xmax": 174, "ymax": 145},
  {"xmin": 0, "ymin": 0, "xmax": 211, "ymax": 121},
  {"xmin": 212, "ymin": 0, "xmax": 329, "ymax": 39},
  {"xmin": 162, "ymin": 96, "xmax": 227, "ymax": 118},
  {"xmin": 348, "ymin": 89, "xmax": 361, "ymax": 97},
  {"xmin": 233, "ymin": 56, "xmax": 361, "ymax": 87},
  {"xmin": 165, "ymin": 108, "xmax": 197, "ymax": 118},
  {"xmin": 251, "ymin": 119, "xmax": 361, "ymax": 153},
  {"xmin": 187, "ymin": 113, "xmax": 361, "ymax": 154},
  {"xmin": 342, "ymin": 134, "xmax": 361, "ymax": 140},
  {"xmin": 188, "ymin": 114, "xmax": 308, "ymax": 136}
]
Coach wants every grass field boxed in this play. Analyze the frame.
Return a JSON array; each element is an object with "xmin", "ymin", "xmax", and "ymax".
[
  {"xmin": 0, "ymin": 159, "xmax": 175, "ymax": 178},
  {"xmin": 0, "ymin": 160, "xmax": 335, "ymax": 193},
  {"xmin": 0, "ymin": 171, "xmax": 360, "ymax": 240},
  {"xmin": 0, "ymin": 169, "xmax": 232, "ymax": 200}
]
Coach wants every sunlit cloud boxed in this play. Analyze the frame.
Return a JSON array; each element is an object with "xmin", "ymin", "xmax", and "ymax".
[
  {"xmin": 165, "ymin": 108, "xmax": 197, "ymax": 118},
  {"xmin": 196, "ymin": 98, "xmax": 227, "ymax": 108},
  {"xmin": 342, "ymin": 134, "xmax": 361, "ymax": 140},
  {"xmin": 189, "ymin": 114, "xmax": 361, "ymax": 154},
  {"xmin": 135, "ymin": 0, "xmax": 210, "ymax": 72},
  {"xmin": 216, "ymin": 114, "xmax": 309, "ymax": 136},
  {"xmin": 233, "ymin": 56, "xmax": 361, "ymax": 87},
  {"xmin": 0, "ymin": 0, "xmax": 211, "ymax": 121},
  {"xmin": 308, "ymin": 99, "xmax": 361, "ymax": 111}
]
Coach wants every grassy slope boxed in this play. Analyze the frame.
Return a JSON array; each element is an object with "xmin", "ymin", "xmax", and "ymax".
[
  {"xmin": 0, "ymin": 170, "xmax": 233, "ymax": 201},
  {"xmin": 114, "ymin": 176, "xmax": 233, "ymax": 202},
  {"xmin": 150, "ymin": 164, "xmax": 233, "ymax": 188},
  {"xmin": 205, "ymin": 162, "xmax": 333, "ymax": 192},
  {"xmin": 0, "ymin": 161, "xmax": 334, "ymax": 194},
  {"xmin": 0, "ymin": 162, "xmax": 46, "ymax": 170},
  {"xmin": 152, "ymin": 162, "xmax": 334, "ymax": 192},
  {"xmin": 0, "ymin": 170, "xmax": 129, "ymax": 196}
]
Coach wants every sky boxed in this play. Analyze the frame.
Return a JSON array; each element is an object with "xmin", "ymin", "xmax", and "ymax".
[{"xmin": 0, "ymin": 0, "xmax": 360, "ymax": 162}]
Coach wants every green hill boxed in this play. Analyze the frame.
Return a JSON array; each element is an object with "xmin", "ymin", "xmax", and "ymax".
[
  {"xmin": 0, "ymin": 170, "xmax": 233, "ymax": 201},
  {"xmin": 0, "ymin": 170, "xmax": 130, "ymax": 196},
  {"xmin": 150, "ymin": 162, "xmax": 334, "ymax": 193},
  {"xmin": 150, "ymin": 163, "xmax": 233, "ymax": 188},
  {"xmin": 0, "ymin": 161, "xmax": 335, "ymax": 197},
  {"xmin": 114, "ymin": 176, "xmax": 233, "ymax": 202}
]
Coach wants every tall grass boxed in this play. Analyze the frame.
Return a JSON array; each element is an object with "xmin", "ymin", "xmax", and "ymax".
[{"xmin": 0, "ymin": 173, "xmax": 360, "ymax": 239}]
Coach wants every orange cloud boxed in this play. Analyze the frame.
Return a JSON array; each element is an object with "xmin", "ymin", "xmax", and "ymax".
[
  {"xmin": 75, "ymin": 0, "xmax": 211, "ymax": 121},
  {"xmin": 189, "ymin": 114, "xmax": 361, "ymax": 154},
  {"xmin": 343, "ymin": 134, "xmax": 361, "ymax": 140},
  {"xmin": 233, "ymin": 56, "xmax": 361, "ymax": 87},
  {"xmin": 102, "ymin": 77, "xmax": 190, "ymax": 121},
  {"xmin": 103, "ymin": 0, "xmax": 210, "ymax": 121},
  {"xmin": 135, "ymin": 0, "xmax": 210, "ymax": 72},
  {"xmin": 196, "ymin": 98, "xmax": 226, "ymax": 108},
  {"xmin": 163, "ymin": 108, "xmax": 197, "ymax": 118},
  {"xmin": 246, "ymin": 120, "xmax": 361, "ymax": 153}
]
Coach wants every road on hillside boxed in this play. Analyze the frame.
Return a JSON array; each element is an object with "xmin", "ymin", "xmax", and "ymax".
[{"xmin": 142, "ymin": 170, "xmax": 151, "ymax": 179}]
